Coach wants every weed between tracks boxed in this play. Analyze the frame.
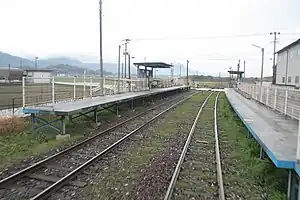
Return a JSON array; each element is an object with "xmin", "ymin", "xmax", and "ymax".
[
  {"xmin": 83, "ymin": 92, "xmax": 209, "ymax": 199},
  {"xmin": 218, "ymin": 93, "xmax": 286, "ymax": 200}
]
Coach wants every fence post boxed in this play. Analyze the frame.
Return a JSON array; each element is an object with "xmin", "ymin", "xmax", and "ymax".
[
  {"xmin": 73, "ymin": 77, "xmax": 76, "ymax": 100},
  {"xmin": 114, "ymin": 79, "xmax": 116, "ymax": 94},
  {"xmin": 274, "ymin": 88, "xmax": 277, "ymax": 110},
  {"xmin": 83, "ymin": 75, "xmax": 86, "ymax": 98},
  {"xmin": 52, "ymin": 77, "xmax": 55, "ymax": 105},
  {"xmin": 266, "ymin": 87, "xmax": 269, "ymax": 106},
  {"xmin": 22, "ymin": 76, "xmax": 25, "ymax": 107},
  {"xmin": 260, "ymin": 85, "xmax": 263, "ymax": 103},
  {"xmin": 130, "ymin": 79, "xmax": 133, "ymax": 92},
  {"xmin": 297, "ymin": 112, "xmax": 300, "ymax": 165},
  {"xmin": 90, "ymin": 76, "xmax": 93, "ymax": 98},
  {"xmin": 284, "ymin": 89, "xmax": 288, "ymax": 115},
  {"xmin": 12, "ymin": 98, "xmax": 15, "ymax": 116},
  {"xmin": 103, "ymin": 77, "xmax": 106, "ymax": 95}
]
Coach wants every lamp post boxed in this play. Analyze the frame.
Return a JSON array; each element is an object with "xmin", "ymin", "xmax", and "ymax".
[
  {"xmin": 252, "ymin": 44, "xmax": 264, "ymax": 102},
  {"xmin": 117, "ymin": 39, "xmax": 130, "ymax": 93},
  {"xmin": 35, "ymin": 57, "xmax": 38, "ymax": 69}
]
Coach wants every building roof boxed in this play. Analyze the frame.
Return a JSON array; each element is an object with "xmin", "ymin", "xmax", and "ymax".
[
  {"xmin": 25, "ymin": 69, "xmax": 53, "ymax": 72},
  {"xmin": 0, "ymin": 68, "xmax": 22, "ymax": 72},
  {"xmin": 133, "ymin": 62, "xmax": 172, "ymax": 68},
  {"xmin": 276, "ymin": 39, "xmax": 300, "ymax": 54},
  {"xmin": 228, "ymin": 70, "xmax": 244, "ymax": 75}
]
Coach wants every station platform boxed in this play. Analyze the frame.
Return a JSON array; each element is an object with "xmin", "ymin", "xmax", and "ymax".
[
  {"xmin": 225, "ymin": 88, "xmax": 297, "ymax": 169},
  {"xmin": 23, "ymin": 86, "xmax": 189, "ymax": 134}
]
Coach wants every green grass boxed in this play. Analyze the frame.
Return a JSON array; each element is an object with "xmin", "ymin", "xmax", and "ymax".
[
  {"xmin": 218, "ymin": 93, "xmax": 286, "ymax": 200},
  {"xmin": 192, "ymin": 81, "xmax": 227, "ymax": 88},
  {"xmin": 0, "ymin": 84, "xmax": 85, "ymax": 109},
  {"xmin": 0, "ymin": 100, "xmax": 150, "ymax": 169}
]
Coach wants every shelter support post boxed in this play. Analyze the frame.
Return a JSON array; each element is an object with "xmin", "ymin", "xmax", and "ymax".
[
  {"xmin": 286, "ymin": 169, "xmax": 299, "ymax": 200},
  {"xmin": 259, "ymin": 147, "xmax": 265, "ymax": 160},
  {"xmin": 61, "ymin": 116, "xmax": 65, "ymax": 135}
]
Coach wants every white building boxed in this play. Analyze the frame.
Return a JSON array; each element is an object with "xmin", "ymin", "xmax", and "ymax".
[
  {"xmin": 276, "ymin": 39, "xmax": 300, "ymax": 86},
  {"xmin": 24, "ymin": 69, "xmax": 53, "ymax": 84}
]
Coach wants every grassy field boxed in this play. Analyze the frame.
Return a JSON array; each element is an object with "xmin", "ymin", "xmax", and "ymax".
[
  {"xmin": 192, "ymin": 81, "xmax": 228, "ymax": 88},
  {"xmin": 0, "ymin": 84, "xmax": 86, "ymax": 109}
]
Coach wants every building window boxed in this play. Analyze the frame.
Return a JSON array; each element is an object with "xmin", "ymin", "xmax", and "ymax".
[
  {"xmin": 295, "ymin": 76, "xmax": 300, "ymax": 84},
  {"xmin": 282, "ymin": 77, "xmax": 285, "ymax": 83},
  {"xmin": 288, "ymin": 76, "xmax": 292, "ymax": 83}
]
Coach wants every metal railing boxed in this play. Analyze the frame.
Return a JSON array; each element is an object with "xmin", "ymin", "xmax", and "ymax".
[
  {"xmin": 238, "ymin": 83, "xmax": 300, "ymax": 120},
  {"xmin": 238, "ymin": 83, "xmax": 300, "ymax": 165},
  {"xmin": 23, "ymin": 76, "xmax": 149, "ymax": 107}
]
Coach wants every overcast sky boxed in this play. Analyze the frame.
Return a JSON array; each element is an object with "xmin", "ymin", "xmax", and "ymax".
[{"xmin": 0, "ymin": 0, "xmax": 300, "ymax": 76}]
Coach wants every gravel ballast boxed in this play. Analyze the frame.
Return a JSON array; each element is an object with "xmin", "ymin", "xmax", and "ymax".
[
  {"xmin": 48, "ymin": 91, "xmax": 209, "ymax": 200},
  {"xmin": 0, "ymin": 91, "xmax": 194, "ymax": 200}
]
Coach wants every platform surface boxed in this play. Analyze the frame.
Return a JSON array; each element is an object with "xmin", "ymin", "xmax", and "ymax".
[
  {"xmin": 23, "ymin": 86, "xmax": 187, "ymax": 115},
  {"xmin": 225, "ymin": 88, "xmax": 297, "ymax": 169}
]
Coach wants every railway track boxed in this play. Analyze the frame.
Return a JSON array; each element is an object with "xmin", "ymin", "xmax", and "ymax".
[
  {"xmin": 164, "ymin": 92, "xmax": 225, "ymax": 200},
  {"xmin": 0, "ymin": 92, "xmax": 196, "ymax": 200}
]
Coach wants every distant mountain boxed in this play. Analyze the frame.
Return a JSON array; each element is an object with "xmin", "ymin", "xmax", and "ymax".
[
  {"xmin": 38, "ymin": 57, "xmax": 83, "ymax": 68},
  {"xmin": 0, "ymin": 51, "xmax": 34, "ymax": 67},
  {"xmin": 0, "ymin": 51, "xmax": 198, "ymax": 76},
  {"xmin": 46, "ymin": 64, "xmax": 113, "ymax": 76}
]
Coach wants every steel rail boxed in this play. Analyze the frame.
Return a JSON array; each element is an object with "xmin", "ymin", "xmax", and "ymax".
[
  {"xmin": 0, "ymin": 92, "xmax": 194, "ymax": 188},
  {"xmin": 214, "ymin": 92, "xmax": 225, "ymax": 200},
  {"xmin": 30, "ymin": 92, "xmax": 197, "ymax": 200},
  {"xmin": 164, "ymin": 92, "xmax": 213, "ymax": 200}
]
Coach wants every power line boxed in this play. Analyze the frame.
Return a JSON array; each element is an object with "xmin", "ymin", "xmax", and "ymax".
[{"xmin": 132, "ymin": 33, "xmax": 269, "ymax": 42}]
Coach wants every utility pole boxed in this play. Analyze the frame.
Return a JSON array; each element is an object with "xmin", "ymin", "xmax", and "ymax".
[
  {"xmin": 186, "ymin": 60, "xmax": 189, "ymax": 85},
  {"xmin": 8, "ymin": 64, "xmax": 11, "ymax": 83},
  {"xmin": 237, "ymin": 59, "xmax": 240, "ymax": 85},
  {"xmin": 35, "ymin": 57, "xmax": 38, "ymax": 69},
  {"xmin": 117, "ymin": 45, "xmax": 121, "ymax": 93},
  {"xmin": 124, "ymin": 42, "xmax": 128, "ymax": 78},
  {"xmin": 237, "ymin": 59, "xmax": 240, "ymax": 72},
  {"xmin": 128, "ymin": 53, "xmax": 131, "ymax": 79},
  {"xmin": 179, "ymin": 64, "xmax": 181, "ymax": 77},
  {"xmin": 270, "ymin": 32, "xmax": 280, "ymax": 84},
  {"xmin": 260, "ymin": 48, "xmax": 264, "ymax": 87},
  {"xmin": 99, "ymin": 0, "xmax": 104, "ymax": 94}
]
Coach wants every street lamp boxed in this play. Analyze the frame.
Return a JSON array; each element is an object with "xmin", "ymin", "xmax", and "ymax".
[
  {"xmin": 252, "ymin": 44, "xmax": 264, "ymax": 102},
  {"xmin": 117, "ymin": 39, "xmax": 130, "ymax": 93},
  {"xmin": 35, "ymin": 57, "xmax": 39, "ymax": 69}
]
